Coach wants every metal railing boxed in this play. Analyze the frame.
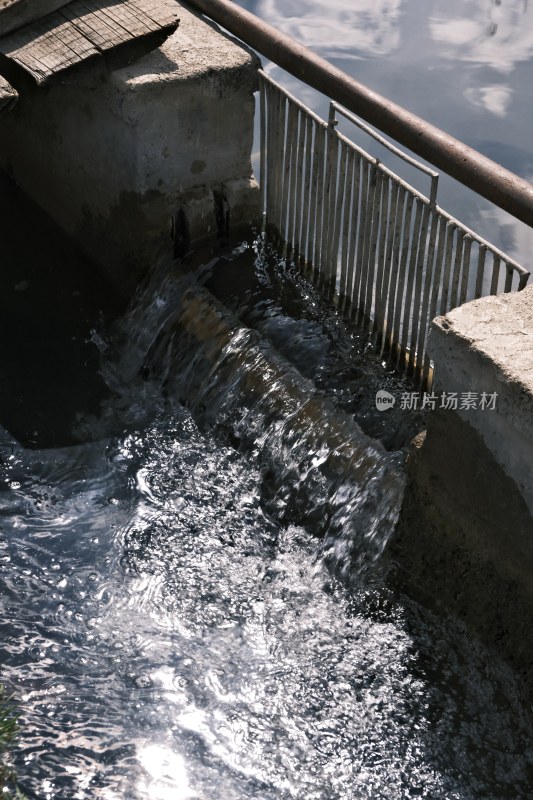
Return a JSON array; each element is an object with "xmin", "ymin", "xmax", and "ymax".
[
  {"xmin": 186, "ymin": 0, "xmax": 531, "ymax": 388},
  {"xmin": 259, "ymin": 71, "xmax": 529, "ymax": 387},
  {"xmin": 186, "ymin": 0, "xmax": 533, "ymax": 227}
]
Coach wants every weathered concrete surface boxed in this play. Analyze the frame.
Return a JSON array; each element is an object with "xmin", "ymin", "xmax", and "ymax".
[
  {"xmin": 0, "ymin": 1, "xmax": 260, "ymax": 292},
  {"xmin": 0, "ymin": 74, "xmax": 17, "ymax": 114},
  {"xmin": 430, "ymin": 286, "xmax": 533, "ymax": 515},
  {"xmin": 392, "ymin": 285, "xmax": 533, "ymax": 696}
]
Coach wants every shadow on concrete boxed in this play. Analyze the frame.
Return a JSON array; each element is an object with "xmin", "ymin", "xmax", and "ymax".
[{"xmin": 0, "ymin": 172, "xmax": 126, "ymax": 448}]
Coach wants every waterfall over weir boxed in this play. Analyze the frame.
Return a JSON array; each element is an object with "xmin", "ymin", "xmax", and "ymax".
[
  {"xmin": 108, "ymin": 258, "xmax": 406, "ymax": 581},
  {"xmin": 1, "ymin": 237, "xmax": 533, "ymax": 799}
]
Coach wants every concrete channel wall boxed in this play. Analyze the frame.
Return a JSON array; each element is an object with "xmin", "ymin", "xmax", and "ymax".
[
  {"xmin": 0, "ymin": 2, "xmax": 260, "ymax": 291},
  {"xmin": 393, "ymin": 286, "xmax": 533, "ymax": 695}
]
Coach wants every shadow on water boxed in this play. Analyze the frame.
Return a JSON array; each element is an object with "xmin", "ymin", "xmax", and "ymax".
[
  {"xmin": 1, "ymin": 178, "xmax": 533, "ymax": 798},
  {"xmin": 0, "ymin": 173, "xmax": 126, "ymax": 450}
]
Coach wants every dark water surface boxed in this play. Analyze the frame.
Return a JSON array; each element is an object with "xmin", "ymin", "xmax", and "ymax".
[{"xmin": 235, "ymin": 0, "xmax": 533, "ymax": 272}]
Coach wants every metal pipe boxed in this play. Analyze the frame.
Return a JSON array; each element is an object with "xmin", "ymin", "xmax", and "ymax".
[{"xmin": 185, "ymin": 0, "xmax": 533, "ymax": 228}]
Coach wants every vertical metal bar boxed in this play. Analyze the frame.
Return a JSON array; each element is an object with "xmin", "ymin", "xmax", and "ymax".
[
  {"xmin": 414, "ymin": 208, "xmax": 439, "ymax": 386},
  {"xmin": 264, "ymin": 79, "xmax": 275, "ymax": 226},
  {"xmin": 327, "ymin": 137, "xmax": 348, "ymax": 299},
  {"xmin": 344, "ymin": 152, "xmax": 362, "ymax": 312},
  {"xmin": 259, "ymin": 74, "xmax": 267, "ymax": 219},
  {"xmin": 449, "ymin": 231, "xmax": 465, "ymax": 310},
  {"xmin": 313, "ymin": 122, "xmax": 328, "ymax": 276},
  {"xmin": 301, "ymin": 115, "xmax": 314, "ymax": 268},
  {"xmin": 383, "ymin": 184, "xmax": 406, "ymax": 359},
  {"xmin": 475, "ymin": 245, "xmax": 487, "ymax": 299},
  {"xmin": 278, "ymin": 91, "xmax": 290, "ymax": 238},
  {"xmin": 338, "ymin": 146, "xmax": 355, "ymax": 303},
  {"xmin": 377, "ymin": 179, "xmax": 399, "ymax": 351},
  {"xmin": 293, "ymin": 106, "xmax": 306, "ymax": 260},
  {"xmin": 320, "ymin": 123, "xmax": 333, "ymax": 278},
  {"xmin": 373, "ymin": 175, "xmax": 391, "ymax": 338},
  {"xmin": 269, "ymin": 83, "xmax": 280, "ymax": 232},
  {"xmin": 421, "ymin": 215, "xmax": 448, "ymax": 387},
  {"xmin": 270, "ymin": 85, "xmax": 283, "ymax": 236},
  {"xmin": 407, "ymin": 202, "xmax": 431, "ymax": 377},
  {"xmin": 313, "ymin": 125, "xmax": 326, "ymax": 281},
  {"xmin": 314, "ymin": 121, "xmax": 328, "ymax": 284},
  {"xmin": 351, "ymin": 158, "xmax": 371, "ymax": 320},
  {"xmin": 280, "ymin": 95, "xmax": 294, "ymax": 246},
  {"xmin": 391, "ymin": 193, "xmax": 414, "ymax": 370},
  {"xmin": 458, "ymin": 236, "xmax": 473, "ymax": 305},
  {"xmin": 307, "ymin": 119, "xmax": 321, "ymax": 271},
  {"xmin": 398, "ymin": 197, "xmax": 423, "ymax": 372},
  {"xmin": 490, "ymin": 254, "xmax": 501, "ymax": 295},
  {"xmin": 519, "ymin": 272, "xmax": 530, "ymax": 290},
  {"xmin": 363, "ymin": 167, "xmax": 383, "ymax": 331},
  {"xmin": 285, "ymin": 98, "xmax": 299, "ymax": 254},
  {"xmin": 427, "ymin": 215, "xmax": 448, "ymax": 324},
  {"xmin": 504, "ymin": 264, "xmax": 514, "ymax": 293},
  {"xmin": 357, "ymin": 162, "xmax": 378, "ymax": 323},
  {"xmin": 321, "ymin": 124, "xmax": 339, "ymax": 291},
  {"xmin": 439, "ymin": 222, "xmax": 456, "ymax": 315}
]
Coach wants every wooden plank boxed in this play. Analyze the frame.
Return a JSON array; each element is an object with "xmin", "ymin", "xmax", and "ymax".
[
  {"xmin": 0, "ymin": 0, "xmax": 179, "ymax": 84},
  {"xmin": 0, "ymin": 73, "xmax": 17, "ymax": 114},
  {"xmin": 0, "ymin": 0, "xmax": 73, "ymax": 37},
  {"xmin": 62, "ymin": 0, "xmax": 178, "ymax": 49},
  {"xmin": 0, "ymin": 12, "xmax": 100, "ymax": 82}
]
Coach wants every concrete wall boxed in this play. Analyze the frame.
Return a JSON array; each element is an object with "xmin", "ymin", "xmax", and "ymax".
[
  {"xmin": 392, "ymin": 285, "xmax": 533, "ymax": 695},
  {"xmin": 0, "ymin": 2, "xmax": 260, "ymax": 291}
]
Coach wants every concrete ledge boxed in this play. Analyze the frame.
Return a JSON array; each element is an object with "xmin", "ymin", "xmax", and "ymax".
[
  {"xmin": 429, "ymin": 286, "xmax": 533, "ymax": 514},
  {"xmin": 392, "ymin": 285, "xmax": 533, "ymax": 696},
  {"xmin": 0, "ymin": 1, "xmax": 261, "ymax": 292}
]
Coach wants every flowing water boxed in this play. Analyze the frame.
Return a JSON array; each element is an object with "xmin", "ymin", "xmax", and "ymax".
[{"xmin": 1, "ymin": 222, "xmax": 533, "ymax": 799}]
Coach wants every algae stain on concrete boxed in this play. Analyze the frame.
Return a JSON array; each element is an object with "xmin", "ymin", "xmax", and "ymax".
[{"xmin": 191, "ymin": 159, "xmax": 206, "ymax": 175}]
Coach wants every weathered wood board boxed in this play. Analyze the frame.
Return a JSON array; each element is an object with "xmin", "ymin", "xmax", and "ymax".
[
  {"xmin": 0, "ymin": 1, "xmax": 73, "ymax": 38},
  {"xmin": 0, "ymin": 0, "xmax": 179, "ymax": 83},
  {"xmin": 0, "ymin": 73, "xmax": 17, "ymax": 113}
]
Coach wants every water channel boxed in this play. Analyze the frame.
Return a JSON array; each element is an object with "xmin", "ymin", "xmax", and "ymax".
[
  {"xmin": 1, "ymin": 2, "xmax": 533, "ymax": 798},
  {"xmin": 1, "ymin": 175, "xmax": 533, "ymax": 798}
]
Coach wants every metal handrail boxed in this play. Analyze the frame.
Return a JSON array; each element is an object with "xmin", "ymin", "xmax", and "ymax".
[
  {"xmin": 329, "ymin": 103, "xmax": 440, "ymax": 206},
  {"xmin": 185, "ymin": 0, "xmax": 533, "ymax": 228}
]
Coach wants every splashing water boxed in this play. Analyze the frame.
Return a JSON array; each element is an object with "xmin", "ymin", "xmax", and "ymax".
[{"xmin": 1, "ymin": 240, "xmax": 533, "ymax": 799}]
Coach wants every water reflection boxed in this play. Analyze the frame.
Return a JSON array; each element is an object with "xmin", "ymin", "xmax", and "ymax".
[
  {"xmin": 430, "ymin": 0, "xmax": 533, "ymax": 73},
  {"xmin": 429, "ymin": 1, "xmax": 532, "ymax": 120},
  {"xmin": 246, "ymin": 0, "xmax": 402, "ymax": 57},
  {"xmin": 464, "ymin": 83, "xmax": 513, "ymax": 116},
  {"xmin": 238, "ymin": 0, "xmax": 533, "ymax": 272},
  {"xmin": 478, "ymin": 187, "xmax": 533, "ymax": 268}
]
